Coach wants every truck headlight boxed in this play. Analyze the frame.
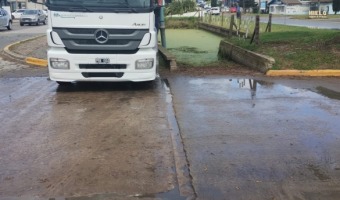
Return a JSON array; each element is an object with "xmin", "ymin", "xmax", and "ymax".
[
  {"xmin": 135, "ymin": 58, "xmax": 154, "ymax": 70},
  {"xmin": 50, "ymin": 58, "xmax": 69, "ymax": 69}
]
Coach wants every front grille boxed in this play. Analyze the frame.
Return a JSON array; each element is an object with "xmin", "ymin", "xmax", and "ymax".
[
  {"xmin": 79, "ymin": 64, "xmax": 127, "ymax": 69},
  {"xmin": 21, "ymin": 18, "xmax": 32, "ymax": 21},
  {"xmin": 53, "ymin": 28, "xmax": 148, "ymax": 52},
  {"xmin": 73, "ymin": 39, "xmax": 129, "ymax": 45},
  {"xmin": 65, "ymin": 49, "xmax": 139, "ymax": 54},
  {"xmin": 82, "ymin": 72, "xmax": 124, "ymax": 78}
]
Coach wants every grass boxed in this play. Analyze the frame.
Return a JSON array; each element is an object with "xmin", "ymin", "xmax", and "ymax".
[{"xmin": 227, "ymin": 24, "xmax": 340, "ymax": 70}]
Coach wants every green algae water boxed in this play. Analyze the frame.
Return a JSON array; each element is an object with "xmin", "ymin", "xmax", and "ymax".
[{"xmin": 162, "ymin": 29, "xmax": 224, "ymax": 67}]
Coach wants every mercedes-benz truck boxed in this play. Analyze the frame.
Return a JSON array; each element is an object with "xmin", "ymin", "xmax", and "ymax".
[{"xmin": 45, "ymin": 0, "xmax": 158, "ymax": 84}]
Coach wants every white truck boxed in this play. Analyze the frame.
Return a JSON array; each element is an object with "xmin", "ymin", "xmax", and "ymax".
[{"xmin": 45, "ymin": 0, "xmax": 158, "ymax": 84}]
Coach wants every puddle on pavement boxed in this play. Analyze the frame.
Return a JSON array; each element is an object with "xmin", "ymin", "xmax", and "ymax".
[
  {"xmin": 316, "ymin": 86, "xmax": 340, "ymax": 101},
  {"xmin": 49, "ymin": 187, "xmax": 186, "ymax": 200},
  {"xmin": 188, "ymin": 78, "xmax": 326, "ymax": 102},
  {"xmin": 162, "ymin": 29, "xmax": 223, "ymax": 66}
]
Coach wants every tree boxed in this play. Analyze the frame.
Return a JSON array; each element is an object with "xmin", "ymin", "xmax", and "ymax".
[
  {"xmin": 238, "ymin": 0, "xmax": 257, "ymax": 11},
  {"xmin": 334, "ymin": 0, "xmax": 340, "ymax": 14},
  {"xmin": 211, "ymin": 0, "xmax": 217, "ymax": 7}
]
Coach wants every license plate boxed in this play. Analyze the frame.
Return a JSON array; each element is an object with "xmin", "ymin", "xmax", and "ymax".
[{"xmin": 95, "ymin": 58, "xmax": 110, "ymax": 64}]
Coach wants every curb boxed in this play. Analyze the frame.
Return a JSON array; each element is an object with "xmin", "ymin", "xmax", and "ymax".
[
  {"xmin": 3, "ymin": 35, "xmax": 48, "ymax": 67},
  {"xmin": 158, "ymin": 45, "xmax": 177, "ymax": 71},
  {"xmin": 219, "ymin": 40, "xmax": 275, "ymax": 73},
  {"xmin": 25, "ymin": 57, "xmax": 48, "ymax": 67},
  {"xmin": 266, "ymin": 70, "xmax": 340, "ymax": 77}
]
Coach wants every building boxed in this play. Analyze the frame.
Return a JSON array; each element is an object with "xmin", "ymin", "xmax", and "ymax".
[
  {"xmin": 2, "ymin": 0, "xmax": 46, "ymax": 11},
  {"xmin": 309, "ymin": 0, "xmax": 334, "ymax": 14},
  {"xmin": 269, "ymin": 0, "xmax": 335, "ymax": 15}
]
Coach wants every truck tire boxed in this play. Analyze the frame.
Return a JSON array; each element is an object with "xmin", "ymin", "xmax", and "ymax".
[{"xmin": 56, "ymin": 81, "xmax": 72, "ymax": 86}]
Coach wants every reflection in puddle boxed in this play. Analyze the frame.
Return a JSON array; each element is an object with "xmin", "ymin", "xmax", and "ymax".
[
  {"xmin": 189, "ymin": 78, "xmax": 325, "ymax": 107},
  {"xmin": 237, "ymin": 79, "xmax": 258, "ymax": 107}
]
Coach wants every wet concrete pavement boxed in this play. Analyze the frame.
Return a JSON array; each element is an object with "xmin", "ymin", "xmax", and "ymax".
[
  {"xmin": 0, "ymin": 78, "xmax": 179, "ymax": 199},
  {"xmin": 1, "ymin": 71, "xmax": 340, "ymax": 200},
  {"xmin": 167, "ymin": 75, "xmax": 340, "ymax": 200}
]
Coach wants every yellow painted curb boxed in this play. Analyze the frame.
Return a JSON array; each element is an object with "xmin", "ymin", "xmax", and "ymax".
[
  {"xmin": 266, "ymin": 70, "xmax": 340, "ymax": 77},
  {"xmin": 25, "ymin": 57, "xmax": 48, "ymax": 67}
]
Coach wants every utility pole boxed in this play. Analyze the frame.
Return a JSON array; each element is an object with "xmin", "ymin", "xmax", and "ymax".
[{"xmin": 159, "ymin": 0, "xmax": 166, "ymax": 48}]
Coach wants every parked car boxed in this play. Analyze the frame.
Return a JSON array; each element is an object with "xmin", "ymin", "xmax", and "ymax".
[
  {"xmin": 20, "ymin": 9, "xmax": 47, "ymax": 26},
  {"xmin": 42, "ymin": 9, "xmax": 48, "ymax": 17},
  {"xmin": 12, "ymin": 9, "xmax": 26, "ymax": 20},
  {"xmin": 0, "ymin": 8, "xmax": 12, "ymax": 30},
  {"xmin": 230, "ymin": 7, "xmax": 237, "ymax": 13},
  {"xmin": 209, "ymin": 7, "xmax": 220, "ymax": 15},
  {"xmin": 221, "ymin": 7, "xmax": 230, "ymax": 12}
]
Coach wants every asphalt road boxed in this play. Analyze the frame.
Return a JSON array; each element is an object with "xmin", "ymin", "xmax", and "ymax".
[
  {"xmin": 0, "ymin": 20, "xmax": 47, "ymax": 49},
  {"xmin": 260, "ymin": 15, "xmax": 340, "ymax": 30}
]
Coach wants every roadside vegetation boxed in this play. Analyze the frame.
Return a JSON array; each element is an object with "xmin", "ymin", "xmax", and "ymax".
[
  {"xmin": 227, "ymin": 24, "xmax": 340, "ymax": 70},
  {"xmin": 165, "ymin": 0, "xmax": 197, "ymax": 16},
  {"xmin": 165, "ymin": 17, "xmax": 199, "ymax": 29},
  {"xmin": 165, "ymin": 17, "xmax": 340, "ymax": 70}
]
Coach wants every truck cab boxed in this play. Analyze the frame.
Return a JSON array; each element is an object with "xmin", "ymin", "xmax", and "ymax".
[{"xmin": 45, "ymin": 0, "xmax": 158, "ymax": 84}]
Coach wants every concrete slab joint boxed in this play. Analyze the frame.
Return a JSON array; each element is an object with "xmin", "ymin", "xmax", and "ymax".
[{"xmin": 218, "ymin": 40, "xmax": 275, "ymax": 73}]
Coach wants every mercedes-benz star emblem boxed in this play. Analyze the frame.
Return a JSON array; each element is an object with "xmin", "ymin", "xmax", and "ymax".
[{"xmin": 94, "ymin": 29, "xmax": 109, "ymax": 44}]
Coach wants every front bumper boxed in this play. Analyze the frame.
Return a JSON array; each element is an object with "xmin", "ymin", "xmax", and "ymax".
[
  {"xmin": 48, "ymin": 47, "xmax": 157, "ymax": 82},
  {"xmin": 20, "ymin": 18, "xmax": 38, "ymax": 23}
]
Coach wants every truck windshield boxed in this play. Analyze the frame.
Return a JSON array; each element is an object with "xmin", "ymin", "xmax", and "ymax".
[{"xmin": 46, "ymin": 0, "xmax": 154, "ymax": 12}]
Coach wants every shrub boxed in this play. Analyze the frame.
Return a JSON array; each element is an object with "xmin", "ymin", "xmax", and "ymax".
[
  {"xmin": 165, "ymin": 0, "xmax": 197, "ymax": 15},
  {"xmin": 165, "ymin": 17, "xmax": 199, "ymax": 29}
]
